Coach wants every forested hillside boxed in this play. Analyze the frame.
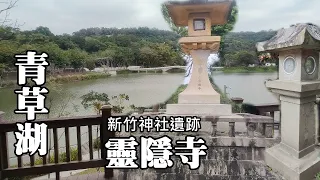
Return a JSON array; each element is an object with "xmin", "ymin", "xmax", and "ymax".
[
  {"xmin": 0, "ymin": 26, "xmax": 277, "ymax": 73},
  {"xmin": 220, "ymin": 30, "xmax": 277, "ymax": 66},
  {"xmin": 0, "ymin": 26, "xmax": 184, "ymax": 72}
]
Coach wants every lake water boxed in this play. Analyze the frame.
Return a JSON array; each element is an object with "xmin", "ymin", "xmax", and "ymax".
[
  {"xmin": 0, "ymin": 71, "xmax": 278, "ymax": 165},
  {"xmin": 0, "ymin": 72, "xmax": 278, "ymax": 121}
]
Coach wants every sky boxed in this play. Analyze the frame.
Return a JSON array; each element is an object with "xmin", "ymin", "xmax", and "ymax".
[{"xmin": 2, "ymin": 0, "xmax": 320, "ymax": 35}]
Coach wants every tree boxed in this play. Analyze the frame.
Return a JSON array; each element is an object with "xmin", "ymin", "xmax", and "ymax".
[
  {"xmin": 65, "ymin": 48, "xmax": 88, "ymax": 70},
  {"xmin": 224, "ymin": 53, "xmax": 237, "ymax": 67},
  {"xmin": 215, "ymin": 4, "xmax": 238, "ymax": 64},
  {"xmin": 161, "ymin": 3, "xmax": 187, "ymax": 37},
  {"xmin": 0, "ymin": 26, "xmax": 16, "ymax": 41},
  {"xmin": 86, "ymin": 59, "xmax": 96, "ymax": 71},
  {"xmin": 80, "ymin": 91, "xmax": 133, "ymax": 157},
  {"xmin": 0, "ymin": 0, "xmax": 19, "ymax": 28},
  {"xmin": 139, "ymin": 46, "xmax": 156, "ymax": 67},
  {"xmin": 0, "ymin": 63, "xmax": 7, "ymax": 87},
  {"xmin": 33, "ymin": 26, "xmax": 54, "ymax": 37},
  {"xmin": 84, "ymin": 37, "xmax": 105, "ymax": 53},
  {"xmin": 0, "ymin": 40, "xmax": 18, "ymax": 67},
  {"xmin": 37, "ymin": 42, "xmax": 66, "ymax": 70},
  {"xmin": 235, "ymin": 51, "xmax": 256, "ymax": 66}
]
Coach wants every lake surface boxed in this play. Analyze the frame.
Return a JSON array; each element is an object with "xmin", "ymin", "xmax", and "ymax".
[
  {"xmin": 0, "ymin": 71, "xmax": 278, "ymax": 165},
  {"xmin": 0, "ymin": 72, "xmax": 278, "ymax": 121}
]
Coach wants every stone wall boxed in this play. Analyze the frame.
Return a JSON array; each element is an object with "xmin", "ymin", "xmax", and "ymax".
[
  {"xmin": 113, "ymin": 131, "xmax": 283, "ymax": 180},
  {"xmin": 114, "ymin": 146, "xmax": 283, "ymax": 180}
]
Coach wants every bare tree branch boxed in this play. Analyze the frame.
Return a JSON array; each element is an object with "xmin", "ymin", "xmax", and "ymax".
[
  {"xmin": 0, "ymin": 0, "xmax": 22, "ymax": 28},
  {"xmin": 0, "ymin": 0, "xmax": 18, "ymax": 14}
]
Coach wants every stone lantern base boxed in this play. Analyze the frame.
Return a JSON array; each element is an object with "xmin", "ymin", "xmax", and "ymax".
[
  {"xmin": 264, "ymin": 80, "xmax": 320, "ymax": 180},
  {"xmin": 265, "ymin": 145, "xmax": 320, "ymax": 180},
  {"xmin": 166, "ymin": 103, "xmax": 232, "ymax": 116},
  {"xmin": 166, "ymin": 50, "xmax": 232, "ymax": 116}
]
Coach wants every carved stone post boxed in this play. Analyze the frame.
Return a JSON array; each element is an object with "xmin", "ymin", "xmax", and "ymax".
[
  {"xmin": 265, "ymin": 123, "xmax": 274, "ymax": 138},
  {"xmin": 228, "ymin": 122, "xmax": 235, "ymax": 137},
  {"xmin": 211, "ymin": 122, "xmax": 217, "ymax": 137},
  {"xmin": 247, "ymin": 122, "xmax": 256, "ymax": 138}
]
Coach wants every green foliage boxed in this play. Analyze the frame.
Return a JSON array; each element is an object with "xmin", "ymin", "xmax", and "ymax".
[
  {"xmin": 0, "ymin": 63, "xmax": 7, "ymax": 76},
  {"xmin": 212, "ymin": 2, "xmax": 238, "ymax": 37},
  {"xmin": 81, "ymin": 91, "xmax": 110, "ymax": 114},
  {"xmin": 93, "ymin": 138, "xmax": 100, "ymax": 150},
  {"xmin": 161, "ymin": 3, "xmax": 187, "ymax": 36},
  {"xmin": 116, "ymin": 69, "xmax": 131, "ymax": 74},
  {"xmin": 47, "ymin": 73, "xmax": 110, "ymax": 84},
  {"xmin": 81, "ymin": 91, "xmax": 132, "ymax": 114},
  {"xmin": 224, "ymin": 50, "xmax": 256, "ymax": 67},
  {"xmin": 221, "ymin": 30, "xmax": 277, "ymax": 66},
  {"xmin": 86, "ymin": 59, "xmax": 96, "ymax": 70},
  {"xmin": 164, "ymin": 85, "xmax": 187, "ymax": 104},
  {"xmin": 222, "ymin": 66, "xmax": 277, "ymax": 73},
  {"xmin": 111, "ymin": 94, "xmax": 130, "ymax": 113},
  {"xmin": 0, "ymin": 26, "xmax": 184, "ymax": 73},
  {"xmin": 8, "ymin": 148, "xmax": 79, "ymax": 180},
  {"xmin": 316, "ymin": 172, "xmax": 320, "ymax": 180}
]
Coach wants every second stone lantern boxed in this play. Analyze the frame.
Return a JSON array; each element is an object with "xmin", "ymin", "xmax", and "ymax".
[{"xmin": 165, "ymin": 0, "xmax": 234, "ymax": 115}]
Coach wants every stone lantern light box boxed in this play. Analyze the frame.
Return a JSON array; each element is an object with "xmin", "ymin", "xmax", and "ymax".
[{"xmin": 166, "ymin": 0, "xmax": 233, "ymax": 37}]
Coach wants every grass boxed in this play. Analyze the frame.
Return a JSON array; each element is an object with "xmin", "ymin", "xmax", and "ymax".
[
  {"xmin": 117, "ymin": 69, "xmax": 163, "ymax": 74},
  {"xmin": 221, "ymin": 66, "xmax": 277, "ymax": 73},
  {"xmin": 8, "ymin": 148, "xmax": 79, "ymax": 180},
  {"xmin": 166, "ymin": 68, "xmax": 185, "ymax": 73},
  {"xmin": 0, "ymin": 72, "xmax": 111, "ymax": 88},
  {"xmin": 116, "ymin": 69, "xmax": 132, "ymax": 74},
  {"xmin": 163, "ymin": 84, "xmax": 187, "ymax": 105},
  {"xmin": 47, "ymin": 72, "xmax": 111, "ymax": 84}
]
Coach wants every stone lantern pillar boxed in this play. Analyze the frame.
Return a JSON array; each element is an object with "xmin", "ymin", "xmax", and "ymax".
[
  {"xmin": 165, "ymin": 0, "xmax": 234, "ymax": 116},
  {"xmin": 256, "ymin": 23, "xmax": 320, "ymax": 180}
]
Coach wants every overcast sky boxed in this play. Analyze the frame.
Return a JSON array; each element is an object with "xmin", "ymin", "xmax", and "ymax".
[{"xmin": 3, "ymin": 0, "xmax": 320, "ymax": 35}]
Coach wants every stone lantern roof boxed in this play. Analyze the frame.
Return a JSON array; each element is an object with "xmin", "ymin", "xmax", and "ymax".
[
  {"xmin": 165, "ymin": 0, "xmax": 234, "ymax": 26},
  {"xmin": 256, "ymin": 23, "xmax": 320, "ymax": 52}
]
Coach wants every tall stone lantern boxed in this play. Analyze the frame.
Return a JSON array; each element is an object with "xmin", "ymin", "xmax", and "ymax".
[
  {"xmin": 257, "ymin": 23, "xmax": 320, "ymax": 180},
  {"xmin": 165, "ymin": 0, "xmax": 234, "ymax": 116}
]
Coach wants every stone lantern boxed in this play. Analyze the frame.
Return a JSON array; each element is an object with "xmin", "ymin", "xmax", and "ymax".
[
  {"xmin": 165, "ymin": 0, "xmax": 234, "ymax": 116},
  {"xmin": 256, "ymin": 23, "xmax": 320, "ymax": 180}
]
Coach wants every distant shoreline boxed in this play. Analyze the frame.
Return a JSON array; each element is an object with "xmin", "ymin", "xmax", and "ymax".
[
  {"xmin": 216, "ymin": 66, "xmax": 277, "ymax": 73},
  {"xmin": 0, "ymin": 72, "xmax": 111, "ymax": 89}
]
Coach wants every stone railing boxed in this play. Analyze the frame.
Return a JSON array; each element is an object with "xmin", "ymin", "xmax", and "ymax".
[{"xmin": 131, "ymin": 112, "xmax": 280, "ymax": 148}]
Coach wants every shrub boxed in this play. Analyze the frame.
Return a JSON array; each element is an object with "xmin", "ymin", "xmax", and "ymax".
[
  {"xmin": 86, "ymin": 59, "xmax": 96, "ymax": 71},
  {"xmin": 93, "ymin": 137, "xmax": 101, "ymax": 150},
  {"xmin": 116, "ymin": 69, "xmax": 131, "ymax": 74}
]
